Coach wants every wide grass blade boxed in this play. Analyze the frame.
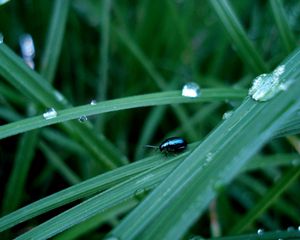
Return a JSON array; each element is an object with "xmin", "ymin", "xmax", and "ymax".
[{"xmin": 110, "ymin": 50, "xmax": 300, "ymax": 239}]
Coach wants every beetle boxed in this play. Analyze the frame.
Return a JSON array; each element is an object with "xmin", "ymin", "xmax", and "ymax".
[{"xmin": 145, "ymin": 137, "xmax": 187, "ymax": 154}]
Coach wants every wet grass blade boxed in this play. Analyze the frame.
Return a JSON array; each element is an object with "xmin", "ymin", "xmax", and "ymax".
[
  {"xmin": 0, "ymin": 89, "xmax": 246, "ymax": 140},
  {"xmin": 110, "ymin": 50, "xmax": 300, "ymax": 239},
  {"xmin": 0, "ymin": 154, "xmax": 165, "ymax": 232},
  {"xmin": 0, "ymin": 43, "xmax": 126, "ymax": 169},
  {"xmin": 0, "ymin": 142, "xmax": 290, "ymax": 235},
  {"xmin": 207, "ymin": 230, "xmax": 300, "ymax": 240}
]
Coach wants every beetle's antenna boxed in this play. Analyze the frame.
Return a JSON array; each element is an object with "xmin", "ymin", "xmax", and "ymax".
[{"xmin": 144, "ymin": 144, "xmax": 158, "ymax": 149}]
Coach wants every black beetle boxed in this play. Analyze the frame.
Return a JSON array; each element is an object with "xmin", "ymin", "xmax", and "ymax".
[{"xmin": 145, "ymin": 137, "xmax": 187, "ymax": 154}]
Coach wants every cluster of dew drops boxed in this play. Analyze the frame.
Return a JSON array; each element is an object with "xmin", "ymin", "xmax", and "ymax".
[{"xmin": 42, "ymin": 100, "xmax": 97, "ymax": 122}]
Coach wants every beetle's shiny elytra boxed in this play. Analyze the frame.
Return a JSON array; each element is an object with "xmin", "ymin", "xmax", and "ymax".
[{"xmin": 159, "ymin": 137, "xmax": 187, "ymax": 153}]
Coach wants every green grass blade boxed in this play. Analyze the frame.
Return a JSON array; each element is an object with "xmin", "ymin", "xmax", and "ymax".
[
  {"xmin": 0, "ymin": 89, "xmax": 246, "ymax": 140},
  {"xmin": 209, "ymin": 0, "xmax": 268, "ymax": 74},
  {"xmin": 14, "ymin": 156, "xmax": 182, "ymax": 239},
  {"xmin": 207, "ymin": 230, "xmax": 300, "ymax": 240},
  {"xmin": 54, "ymin": 199, "xmax": 137, "ymax": 240},
  {"xmin": 95, "ymin": 0, "xmax": 111, "ymax": 130},
  {"xmin": 274, "ymin": 112, "xmax": 300, "ymax": 137},
  {"xmin": 1, "ymin": 131, "xmax": 38, "ymax": 215},
  {"xmin": 39, "ymin": 142, "xmax": 81, "ymax": 185},
  {"xmin": 0, "ymin": 43, "xmax": 126, "ymax": 169},
  {"xmin": 230, "ymin": 166, "xmax": 300, "ymax": 234},
  {"xmin": 110, "ymin": 51, "xmax": 300, "ymax": 239},
  {"xmin": 0, "ymin": 147, "xmax": 296, "ymax": 235},
  {"xmin": 39, "ymin": 0, "xmax": 70, "ymax": 83},
  {"xmin": 243, "ymin": 154, "xmax": 300, "ymax": 171},
  {"xmin": 0, "ymin": 154, "xmax": 165, "ymax": 232},
  {"xmin": 270, "ymin": 0, "xmax": 297, "ymax": 53}
]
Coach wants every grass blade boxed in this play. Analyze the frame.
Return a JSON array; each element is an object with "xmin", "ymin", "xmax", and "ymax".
[
  {"xmin": 111, "ymin": 50, "xmax": 300, "ymax": 239},
  {"xmin": 1, "ymin": 131, "xmax": 38, "ymax": 215},
  {"xmin": 230, "ymin": 166, "xmax": 300, "ymax": 234},
  {"xmin": 0, "ymin": 43, "xmax": 126, "ymax": 169},
  {"xmin": 270, "ymin": 0, "xmax": 297, "ymax": 53},
  {"xmin": 0, "ymin": 89, "xmax": 246, "ymax": 140},
  {"xmin": 39, "ymin": 0, "xmax": 70, "ymax": 83},
  {"xmin": 209, "ymin": 0, "xmax": 268, "ymax": 74}
]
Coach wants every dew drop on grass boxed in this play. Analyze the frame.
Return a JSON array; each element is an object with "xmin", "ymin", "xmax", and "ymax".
[
  {"xmin": 0, "ymin": 33, "xmax": 3, "ymax": 44},
  {"xmin": 206, "ymin": 152, "xmax": 213, "ymax": 162},
  {"xmin": 0, "ymin": 0, "xmax": 10, "ymax": 5},
  {"xmin": 291, "ymin": 159, "xmax": 300, "ymax": 166},
  {"xmin": 43, "ymin": 108, "xmax": 57, "ymax": 119},
  {"xmin": 134, "ymin": 188, "xmax": 146, "ymax": 197},
  {"xmin": 257, "ymin": 228, "xmax": 264, "ymax": 235},
  {"xmin": 248, "ymin": 65, "xmax": 294, "ymax": 101},
  {"xmin": 104, "ymin": 236, "xmax": 120, "ymax": 240},
  {"xmin": 90, "ymin": 99, "xmax": 97, "ymax": 105},
  {"xmin": 213, "ymin": 180, "xmax": 225, "ymax": 193},
  {"xmin": 189, "ymin": 236, "xmax": 205, "ymax": 240},
  {"xmin": 222, "ymin": 110, "xmax": 234, "ymax": 120},
  {"xmin": 78, "ymin": 115, "xmax": 88, "ymax": 123},
  {"xmin": 287, "ymin": 226, "xmax": 295, "ymax": 231},
  {"xmin": 54, "ymin": 91, "xmax": 65, "ymax": 103},
  {"xmin": 182, "ymin": 82, "xmax": 201, "ymax": 98},
  {"xmin": 19, "ymin": 34, "xmax": 35, "ymax": 59}
]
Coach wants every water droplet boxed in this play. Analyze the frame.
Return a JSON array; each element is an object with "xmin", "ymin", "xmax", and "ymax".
[
  {"xmin": 78, "ymin": 115, "xmax": 88, "ymax": 123},
  {"xmin": 257, "ymin": 228, "xmax": 264, "ymax": 235},
  {"xmin": 287, "ymin": 226, "xmax": 295, "ymax": 231},
  {"xmin": 248, "ymin": 65, "xmax": 292, "ymax": 102},
  {"xmin": 54, "ymin": 91, "xmax": 65, "ymax": 102},
  {"xmin": 206, "ymin": 152, "xmax": 213, "ymax": 162},
  {"xmin": 222, "ymin": 110, "xmax": 233, "ymax": 120},
  {"xmin": 0, "ymin": 0, "xmax": 11, "ymax": 6},
  {"xmin": 213, "ymin": 180, "xmax": 225, "ymax": 193},
  {"xmin": 298, "ymin": 225, "xmax": 300, "ymax": 231},
  {"xmin": 0, "ymin": 33, "xmax": 3, "ymax": 44},
  {"xmin": 292, "ymin": 159, "xmax": 300, "ymax": 166},
  {"xmin": 90, "ymin": 100, "xmax": 97, "ymax": 105},
  {"xmin": 104, "ymin": 236, "xmax": 120, "ymax": 240},
  {"xmin": 134, "ymin": 188, "xmax": 146, "ymax": 196},
  {"xmin": 19, "ymin": 34, "xmax": 35, "ymax": 59},
  {"xmin": 182, "ymin": 82, "xmax": 201, "ymax": 98},
  {"xmin": 43, "ymin": 108, "xmax": 57, "ymax": 120},
  {"xmin": 189, "ymin": 236, "xmax": 204, "ymax": 240}
]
